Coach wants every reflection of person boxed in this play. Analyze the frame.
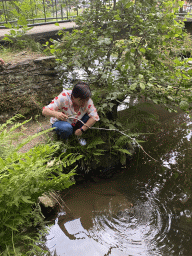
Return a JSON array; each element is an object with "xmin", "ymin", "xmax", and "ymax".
[
  {"xmin": 57, "ymin": 185, "xmax": 133, "ymax": 241},
  {"xmin": 0, "ymin": 58, "xmax": 5, "ymax": 65},
  {"xmin": 42, "ymin": 81, "xmax": 99, "ymax": 139}
]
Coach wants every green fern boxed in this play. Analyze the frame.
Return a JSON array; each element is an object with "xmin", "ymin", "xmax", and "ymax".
[{"xmin": 0, "ymin": 115, "xmax": 81, "ymax": 255}]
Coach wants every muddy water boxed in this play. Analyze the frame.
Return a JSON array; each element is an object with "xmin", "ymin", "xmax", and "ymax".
[{"xmin": 45, "ymin": 106, "xmax": 192, "ymax": 256}]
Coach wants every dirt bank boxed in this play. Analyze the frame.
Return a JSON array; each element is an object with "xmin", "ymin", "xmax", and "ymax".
[{"xmin": 9, "ymin": 115, "xmax": 53, "ymax": 154}]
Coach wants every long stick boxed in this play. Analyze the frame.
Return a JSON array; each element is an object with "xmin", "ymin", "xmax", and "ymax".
[{"xmin": 67, "ymin": 116, "xmax": 158, "ymax": 162}]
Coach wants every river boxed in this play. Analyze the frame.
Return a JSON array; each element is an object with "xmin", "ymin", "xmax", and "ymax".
[{"xmin": 44, "ymin": 101, "xmax": 192, "ymax": 256}]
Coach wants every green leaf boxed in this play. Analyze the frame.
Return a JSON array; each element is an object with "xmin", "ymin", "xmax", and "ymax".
[
  {"xmin": 50, "ymin": 49, "xmax": 55, "ymax": 54},
  {"xmin": 10, "ymin": 29, "xmax": 16, "ymax": 36},
  {"xmin": 167, "ymin": 96, "xmax": 173, "ymax": 100},
  {"xmin": 109, "ymin": 124, "xmax": 116, "ymax": 129},
  {"xmin": 147, "ymin": 83, "xmax": 153, "ymax": 87},
  {"xmin": 179, "ymin": 101, "xmax": 189, "ymax": 111},
  {"xmin": 139, "ymin": 48, "xmax": 146, "ymax": 53},
  {"xmin": 105, "ymin": 38, "xmax": 111, "ymax": 45},
  {"xmin": 114, "ymin": 14, "xmax": 121, "ymax": 20},
  {"xmin": 130, "ymin": 83, "xmax": 137, "ymax": 90},
  {"xmin": 174, "ymin": 172, "xmax": 179, "ymax": 179},
  {"xmin": 125, "ymin": 2, "xmax": 133, "ymax": 8},
  {"xmin": 140, "ymin": 83, "xmax": 145, "ymax": 90},
  {"xmin": 55, "ymin": 23, "xmax": 59, "ymax": 26},
  {"xmin": 93, "ymin": 152, "xmax": 104, "ymax": 156},
  {"xmin": 117, "ymin": 149, "xmax": 132, "ymax": 155},
  {"xmin": 3, "ymin": 22, "xmax": 12, "ymax": 29},
  {"xmin": 3, "ymin": 36, "xmax": 13, "ymax": 43},
  {"xmin": 153, "ymin": 99, "xmax": 159, "ymax": 104},
  {"xmin": 21, "ymin": 196, "xmax": 34, "ymax": 204},
  {"xmin": 0, "ymin": 232, "xmax": 5, "ymax": 238},
  {"xmin": 4, "ymin": 224, "xmax": 18, "ymax": 231}
]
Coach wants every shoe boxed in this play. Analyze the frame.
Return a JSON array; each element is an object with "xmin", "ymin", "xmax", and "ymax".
[
  {"xmin": 77, "ymin": 137, "xmax": 87, "ymax": 146},
  {"xmin": 62, "ymin": 148, "xmax": 66, "ymax": 153}
]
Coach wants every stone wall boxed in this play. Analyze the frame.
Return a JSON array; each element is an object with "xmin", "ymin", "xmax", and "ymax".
[{"xmin": 0, "ymin": 56, "xmax": 63, "ymax": 123}]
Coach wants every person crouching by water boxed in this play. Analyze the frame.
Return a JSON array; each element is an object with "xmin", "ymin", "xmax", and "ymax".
[{"xmin": 42, "ymin": 81, "xmax": 99, "ymax": 141}]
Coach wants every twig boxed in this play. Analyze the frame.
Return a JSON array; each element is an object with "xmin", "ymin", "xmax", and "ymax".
[
  {"xmin": 49, "ymin": 191, "xmax": 71, "ymax": 212},
  {"xmin": 67, "ymin": 116, "xmax": 159, "ymax": 162},
  {"xmin": 172, "ymin": 87, "xmax": 191, "ymax": 91}
]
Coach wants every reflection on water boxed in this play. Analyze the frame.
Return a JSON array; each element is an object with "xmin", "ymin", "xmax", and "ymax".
[{"xmin": 45, "ymin": 111, "xmax": 192, "ymax": 256}]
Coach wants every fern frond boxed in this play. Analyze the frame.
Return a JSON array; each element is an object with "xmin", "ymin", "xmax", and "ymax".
[
  {"xmin": 116, "ymin": 148, "xmax": 132, "ymax": 155},
  {"xmin": 13, "ymin": 128, "xmax": 54, "ymax": 153},
  {"xmin": 0, "ymin": 114, "xmax": 26, "ymax": 132},
  {"xmin": 87, "ymin": 137, "xmax": 105, "ymax": 149},
  {"xmin": 61, "ymin": 153, "xmax": 83, "ymax": 168},
  {"xmin": 115, "ymin": 135, "xmax": 132, "ymax": 145}
]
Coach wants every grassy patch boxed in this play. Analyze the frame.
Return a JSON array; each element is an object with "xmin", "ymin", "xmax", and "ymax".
[{"xmin": 0, "ymin": 45, "xmax": 47, "ymax": 64}]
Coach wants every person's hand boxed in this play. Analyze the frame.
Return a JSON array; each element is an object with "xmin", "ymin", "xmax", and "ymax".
[
  {"xmin": 55, "ymin": 112, "xmax": 68, "ymax": 121},
  {"xmin": 0, "ymin": 58, "xmax": 5, "ymax": 65},
  {"xmin": 75, "ymin": 129, "xmax": 83, "ymax": 136}
]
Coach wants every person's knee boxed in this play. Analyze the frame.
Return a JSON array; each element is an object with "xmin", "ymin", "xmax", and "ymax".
[
  {"xmin": 52, "ymin": 121, "xmax": 73, "ymax": 138},
  {"xmin": 63, "ymin": 123, "xmax": 73, "ymax": 136}
]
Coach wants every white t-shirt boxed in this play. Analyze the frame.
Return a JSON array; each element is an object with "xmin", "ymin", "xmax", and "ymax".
[{"xmin": 43, "ymin": 89, "xmax": 99, "ymax": 125}]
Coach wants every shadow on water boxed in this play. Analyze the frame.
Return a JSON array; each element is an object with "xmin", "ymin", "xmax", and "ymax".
[{"xmin": 44, "ymin": 102, "xmax": 192, "ymax": 256}]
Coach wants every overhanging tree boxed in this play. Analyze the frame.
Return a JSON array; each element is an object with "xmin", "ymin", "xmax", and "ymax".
[{"xmin": 49, "ymin": 0, "xmax": 192, "ymax": 123}]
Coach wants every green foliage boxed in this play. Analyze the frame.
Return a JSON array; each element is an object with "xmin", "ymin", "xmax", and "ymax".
[
  {"xmin": 0, "ymin": 0, "xmax": 50, "ymax": 51},
  {"xmin": 65, "ymin": 121, "xmax": 139, "ymax": 173},
  {"xmin": 179, "ymin": 100, "xmax": 189, "ymax": 111},
  {"xmin": 46, "ymin": 0, "xmax": 192, "ymax": 115},
  {"xmin": 66, "ymin": 129, "xmax": 106, "ymax": 171},
  {"xmin": 0, "ymin": 114, "xmax": 81, "ymax": 255},
  {"xmin": 2, "ymin": 21, "xmax": 43, "ymax": 51},
  {"xmin": 0, "ymin": 0, "xmax": 49, "ymax": 22}
]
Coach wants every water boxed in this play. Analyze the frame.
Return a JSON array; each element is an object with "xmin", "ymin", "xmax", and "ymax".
[
  {"xmin": 60, "ymin": 57, "xmax": 121, "ymax": 89},
  {"xmin": 44, "ymin": 107, "xmax": 192, "ymax": 256}
]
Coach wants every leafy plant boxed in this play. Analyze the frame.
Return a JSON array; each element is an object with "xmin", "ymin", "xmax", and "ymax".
[
  {"xmin": 65, "ymin": 120, "xmax": 141, "ymax": 174},
  {"xmin": 46, "ymin": 0, "xmax": 191, "ymax": 116},
  {"xmin": 1, "ymin": 0, "xmax": 49, "ymax": 51},
  {"xmin": 2, "ymin": 20, "xmax": 44, "ymax": 51},
  {"xmin": 0, "ymin": 0, "xmax": 48, "ymax": 23},
  {"xmin": 43, "ymin": 0, "xmax": 192, "ymax": 174},
  {"xmin": 0, "ymin": 114, "xmax": 82, "ymax": 255}
]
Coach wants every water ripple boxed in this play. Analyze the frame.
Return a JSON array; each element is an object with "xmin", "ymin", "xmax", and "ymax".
[{"xmin": 86, "ymin": 188, "xmax": 173, "ymax": 255}]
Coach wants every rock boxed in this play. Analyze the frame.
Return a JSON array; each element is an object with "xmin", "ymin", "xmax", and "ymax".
[
  {"xmin": 38, "ymin": 191, "xmax": 61, "ymax": 208},
  {"xmin": 33, "ymin": 56, "xmax": 56, "ymax": 63},
  {"xmin": 39, "ymin": 193, "xmax": 57, "ymax": 208}
]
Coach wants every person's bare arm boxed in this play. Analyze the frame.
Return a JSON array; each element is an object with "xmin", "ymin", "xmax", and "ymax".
[
  {"xmin": 42, "ymin": 108, "xmax": 68, "ymax": 121},
  {"xmin": 0, "ymin": 58, "xmax": 5, "ymax": 65},
  {"xmin": 75, "ymin": 117, "xmax": 96, "ymax": 136}
]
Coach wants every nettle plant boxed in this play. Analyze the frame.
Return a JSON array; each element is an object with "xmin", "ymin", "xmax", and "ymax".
[
  {"xmin": 47, "ymin": 0, "xmax": 191, "ymax": 116},
  {"xmin": 0, "ymin": 115, "xmax": 82, "ymax": 255}
]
